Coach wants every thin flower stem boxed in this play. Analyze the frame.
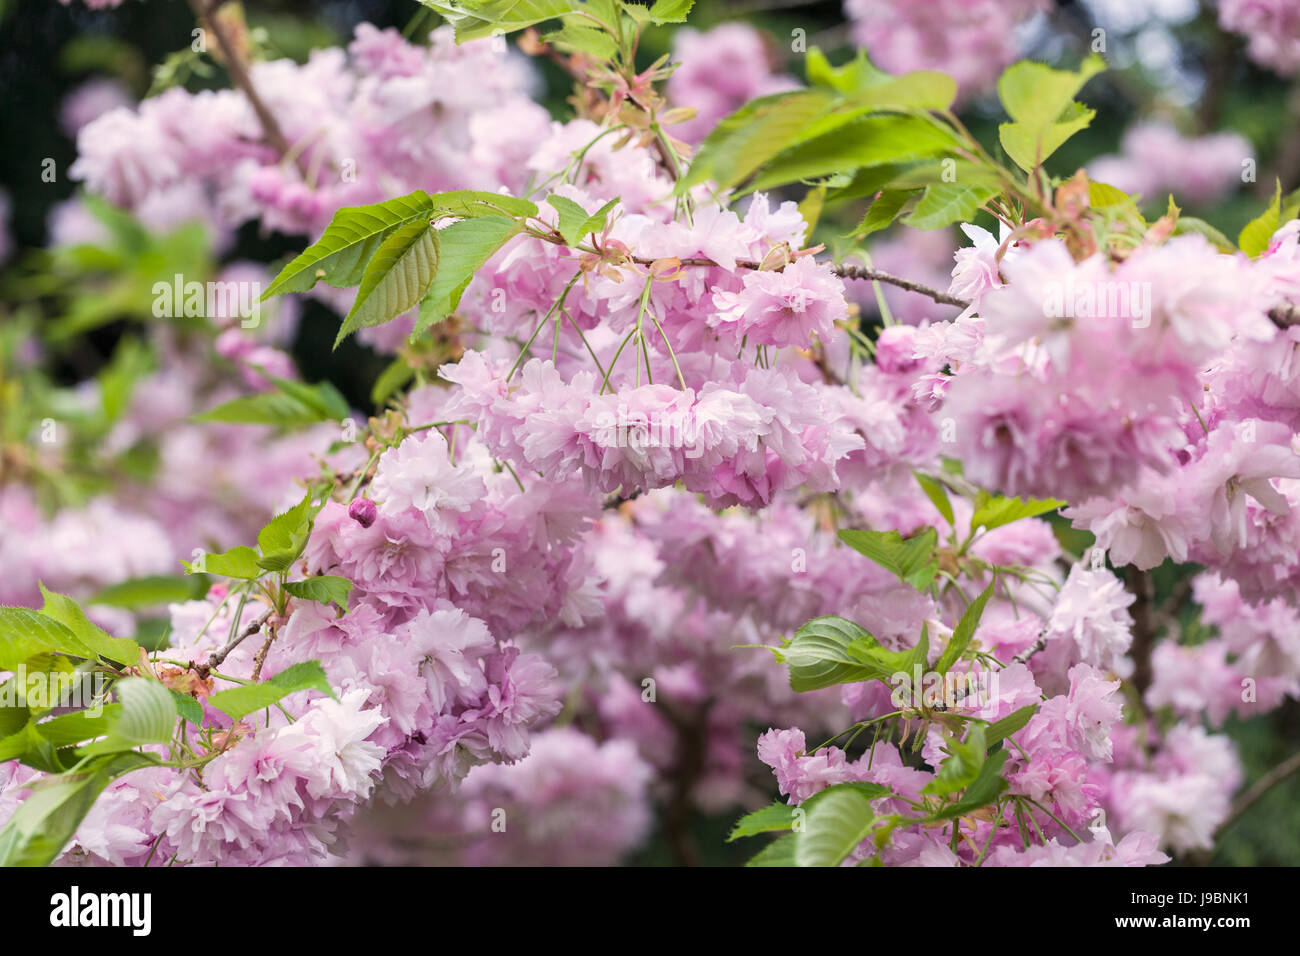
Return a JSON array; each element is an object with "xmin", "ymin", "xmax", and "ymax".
[
  {"xmin": 601, "ymin": 327, "xmax": 639, "ymax": 394},
  {"xmin": 563, "ymin": 308, "xmax": 608, "ymax": 382},
  {"xmin": 1024, "ymin": 796, "xmax": 1084, "ymax": 844},
  {"xmin": 499, "ymin": 459, "xmax": 526, "ymax": 493},
  {"xmin": 508, "ymin": 273, "xmax": 582, "ymax": 380},
  {"xmin": 649, "ymin": 312, "xmax": 687, "ymax": 390}
]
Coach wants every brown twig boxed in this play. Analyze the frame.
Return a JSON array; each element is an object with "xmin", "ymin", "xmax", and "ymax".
[
  {"xmin": 1124, "ymin": 567, "xmax": 1157, "ymax": 696},
  {"xmin": 658, "ymin": 698, "xmax": 713, "ymax": 867},
  {"xmin": 1197, "ymin": 0, "xmax": 1235, "ymax": 132},
  {"xmin": 1011, "ymin": 631, "xmax": 1049, "ymax": 666},
  {"xmin": 585, "ymin": 219, "xmax": 1300, "ymax": 321},
  {"xmin": 619, "ymin": 251, "xmax": 971, "ymax": 308},
  {"xmin": 1148, "ymin": 573, "xmax": 1196, "ymax": 638},
  {"xmin": 185, "ymin": 0, "xmax": 310, "ymax": 179},
  {"xmin": 832, "ymin": 263, "xmax": 971, "ymax": 307},
  {"xmin": 250, "ymin": 618, "xmax": 281, "ymax": 683},
  {"xmin": 1216, "ymin": 750, "xmax": 1300, "ymax": 837},
  {"xmin": 193, "ymin": 607, "xmax": 272, "ymax": 680}
]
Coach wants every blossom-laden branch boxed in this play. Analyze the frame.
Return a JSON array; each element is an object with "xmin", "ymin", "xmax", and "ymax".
[{"xmin": 585, "ymin": 237, "xmax": 1300, "ymax": 322}]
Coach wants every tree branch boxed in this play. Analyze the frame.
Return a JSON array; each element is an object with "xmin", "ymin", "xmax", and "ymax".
[
  {"xmin": 1011, "ymin": 631, "xmax": 1049, "ymax": 666},
  {"xmin": 186, "ymin": 0, "xmax": 309, "ymax": 178},
  {"xmin": 1125, "ymin": 567, "xmax": 1157, "ymax": 697},
  {"xmin": 571, "ymin": 210, "xmax": 1300, "ymax": 323},
  {"xmin": 658, "ymin": 698, "xmax": 713, "ymax": 867},
  {"xmin": 193, "ymin": 607, "xmax": 272, "ymax": 680},
  {"xmin": 832, "ymin": 263, "xmax": 970, "ymax": 307},
  {"xmin": 1217, "ymin": 750, "xmax": 1300, "ymax": 837}
]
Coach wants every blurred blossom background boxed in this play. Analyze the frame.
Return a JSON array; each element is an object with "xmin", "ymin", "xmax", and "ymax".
[{"xmin": 1, "ymin": 0, "xmax": 1298, "ymax": 864}]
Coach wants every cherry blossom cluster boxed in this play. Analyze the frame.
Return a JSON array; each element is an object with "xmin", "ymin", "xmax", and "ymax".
[
  {"xmin": 5, "ymin": 5, "xmax": 1298, "ymax": 869},
  {"xmin": 1219, "ymin": 0, "xmax": 1300, "ymax": 74},
  {"xmin": 1087, "ymin": 122, "xmax": 1252, "ymax": 206}
]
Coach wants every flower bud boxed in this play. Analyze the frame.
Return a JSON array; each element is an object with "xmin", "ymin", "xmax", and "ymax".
[{"xmin": 349, "ymin": 498, "xmax": 377, "ymax": 529}]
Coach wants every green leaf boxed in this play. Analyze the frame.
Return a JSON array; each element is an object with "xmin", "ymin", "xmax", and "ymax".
[
  {"xmin": 985, "ymin": 703, "xmax": 1038, "ymax": 749},
  {"xmin": 677, "ymin": 89, "xmax": 838, "ymax": 193},
  {"xmin": 429, "ymin": 190, "xmax": 539, "ymax": 220},
  {"xmin": 420, "ymin": 0, "xmax": 585, "ymax": 42},
  {"xmin": 794, "ymin": 786, "xmax": 875, "ymax": 866},
  {"xmin": 547, "ymin": 194, "xmax": 598, "ymax": 247},
  {"xmin": 646, "ymin": 0, "xmax": 692, "ymax": 23},
  {"xmin": 797, "ymin": 185, "xmax": 826, "ymax": 234},
  {"xmin": 969, "ymin": 492, "xmax": 1066, "ymax": 534},
  {"xmin": 546, "ymin": 194, "xmax": 620, "ymax": 248},
  {"xmin": 263, "ymin": 375, "xmax": 350, "ymax": 422},
  {"xmin": 168, "ymin": 690, "xmax": 204, "ymax": 725},
  {"xmin": 996, "ymin": 55, "xmax": 1104, "ymax": 172},
  {"xmin": 998, "ymin": 54, "xmax": 1105, "ymax": 127},
  {"xmin": 38, "ymin": 585, "xmax": 140, "ymax": 666},
  {"xmin": 371, "ymin": 356, "xmax": 417, "ymax": 406},
  {"xmin": 97, "ymin": 337, "xmax": 152, "ymax": 424},
  {"xmin": 207, "ymin": 660, "xmax": 336, "ymax": 722},
  {"xmin": 1088, "ymin": 180, "xmax": 1133, "ymax": 208},
  {"xmin": 336, "ymin": 219, "xmax": 440, "ymax": 346},
  {"xmin": 804, "ymin": 48, "xmax": 956, "ymax": 107},
  {"xmin": 0, "ymin": 767, "xmax": 111, "ymax": 865},
  {"xmin": 541, "ymin": 23, "xmax": 617, "ymax": 59},
  {"xmin": 0, "ymin": 698, "xmax": 29, "ymax": 738},
  {"xmin": 193, "ymin": 391, "xmax": 330, "ymax": 428},
  {"xmin": 728, "ymin": 802, "xmax": 797, "ymax": 841},
  {"xmin": 415, "ymin": 216, "xmax": 522, "ymax": 331},
  {"xmin": 806, "ymin": 780, "xmax": 891, "ymax": 806},
  {"xmin": 904, "ymin": 182, "xmax": 997, "ymax": 230},
  {"xmin": 827, "ymin": 162, "xmax": 929, "ymax": 202},
  {"xmin": 746, "ymin": 114, "xmax": 962, "ymax": 194},
  {"xmin": 0, "ymin": 608, "xmax": 94, "ymax": 670},
  {"xmin": 805, "ymin": 47, "xmax": 874, "ymax": 93},
  {"xmin": 182, "ymin": 545, "xmax": 263, "ymax": 580},
  {"xmin": 849, "ymin": 623, "xmax": 929, "ymax": 684},
  {"xmin": 79, "ymin": 677, "xmax": 178, "ymax": 755},
  {"xmin": 913, "ymin": 471, "xmax": 954, "ymax": 526},
  {"xmin": 262, "ymin": 191, "xmax": 433, "ymax": 298},
  {"xmin": 776, "ymin": 617, "xmax": 893, "ymax": 692},
  {"xmin": 88, "ymin": 574, "xmax": 208, "ymax": 610},
  {"xmin": 923, "ymin": 724, "xmax": 987, "ymax": 796},
  {"xmin": 849, "ymin": 189, "xmax": 918, "ymax": 238},
  {"xmin": 1172, "ymin": 216, "xmax": 1235, "ymax": 253},
  {"xmin": 928, "ymin": 749, "xmax": 1010, "ymax": 821},
  {"xmin": 935, "ymin": 583, "xmax": 994, "ymax": 674},
  {"xmin": 285, "ymin": 576, "xmax": 353, "ymax": 610},
  {"xmin": 0, "ymin": 721, "xmax": 56, "ymax": 768},
  {"xmin": 837, "ymin": 527, "xmax": 939, "ymax": 590},
  {"xmin": 36, "ymin": 705, "xmax": 121, "ymax": 747},
  {"xmin": 745, "ymin": 832, "xmax": 797, "ymax": 867},
  {"xmin": 257, "ymin": 494, "xmax": 315, "ymax": 573},
  {"xmin": 1240, "ymin": 180, "xmax": 1284, "ymax": 258},
  {"xmin": 886, "ymin": 160, "xmax": 1005, "ymax": 192},
  {"xmin": 1000, "ymin": 101, "xmax": 1096, "ymax": 173}
]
